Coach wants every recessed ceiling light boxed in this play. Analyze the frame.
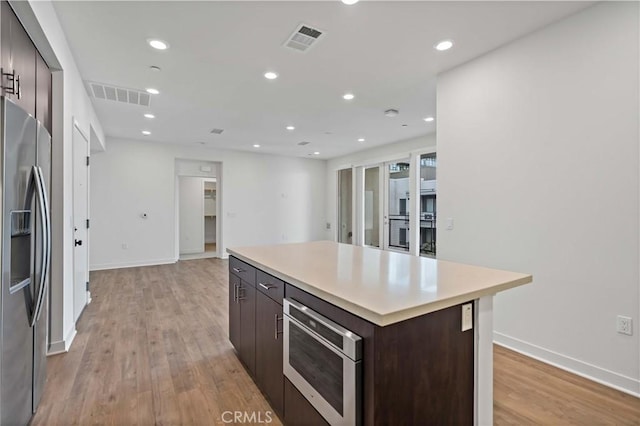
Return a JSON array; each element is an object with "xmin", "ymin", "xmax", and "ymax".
[
  {"xmin": 423, "ymin": 116, "xmax": 435, "ymax": 122},
  {"xmin": 253, "ymin": 144, "xmax": 261, "ymax": 148},
  {"xmin": 144, "ymin": 113, "xmax": 155, "ymax": 119},
  {"xmin": 286, "ymin": 126, "xmax": 295, "ymax": 131},
  {"xmin": 434, "ymin": 39, "xmax": 454, "ymax": 51},
  {"xmin": 358, "ymin": 138, "xmax": 365, "ymax": 142},
  {"xmin": 343, "ymin": 93, "xmax": 355, "ymax": 100},
  {"xmin": 146, "ymin": 88, "xmax": 159, "ymax": 95},
  {"xmin": 148, "ymin": 39, "xmax": 169, "ymax": 50},
  {"xmin": 142, "ymin": 130, "xmax": 151, "ymax": 135},
  {"xmin": 264, "ymin": 72, "xmax": 278, "ymax": 80},
  {"xmin": 313, "ymin": 151, "xmax": 320, "ymax": 155},
  {"xmin": 149, "ymin": 65, "xmax": 161, "ymax": 72},
  {"xmin": 342, "ymin": 0, "xmax": 359, "ymax": 4}
]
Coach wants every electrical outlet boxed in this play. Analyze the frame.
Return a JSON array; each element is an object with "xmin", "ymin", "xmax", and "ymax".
[
  {"xmin": 462, "ymin": 303, "xmax": 473, "ymax": 331},
  {"xmin": 617, "ymin": 316, "xmax": 633, "ymax": 335},
  {"xmin": 121, "ymin": 243, "xmax": 128, "ymax": 249},
  {"xmin": 326, "ymin": 222, "xmax": 331, "ymax": 230}
]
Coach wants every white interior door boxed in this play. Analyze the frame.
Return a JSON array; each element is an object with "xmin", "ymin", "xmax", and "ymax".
[
  {"xmin": 178, "ymin": 177, "xmax": 205, "ymax": 255},
  {"xmin": 72, "ymin": 123, "xmax": 89, "ymax": 322}
]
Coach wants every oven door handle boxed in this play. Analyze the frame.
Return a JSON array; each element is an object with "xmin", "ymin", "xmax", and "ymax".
[{"xmin": 284, "ymin": 298, "xmax": 362, "ymax": 360}]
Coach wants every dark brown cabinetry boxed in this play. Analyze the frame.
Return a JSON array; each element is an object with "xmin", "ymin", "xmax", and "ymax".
[
  {"xmin": 230, "ymin": 257, "xmax": 474, "ymax": 425},
  {"xmin": 1, "ymin": 1, "xmax": 36, "ymax": 116},
  {"xmin": 0, "ymin": 2, "xmax": 52, "ymax": 134},
  {"xmin": 255, "ymin": 291, "xmax": 284, "ymax": 415},
  {"xmin": 229, "ymin": 260, "xmax": 256, "ymax": 376},
  {"xmin": 35, "ymin": 52, "xmax": 51, "ymax": 134},
  {"xmin": 284, "ymin": 378, "xmax": 329, "ymax": 426}
]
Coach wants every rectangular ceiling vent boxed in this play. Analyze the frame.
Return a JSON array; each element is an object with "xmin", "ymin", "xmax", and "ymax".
[
  {"xmin": 284, "ymin": 24, "xmax": 324, "ymax": 53},
  {"xmin": 86, "ymin": 81, "xmax": 151, "ymax": 107},
  {"xmin": 210, "ymin": 128, "xmax": 224, "ymax": 135}
]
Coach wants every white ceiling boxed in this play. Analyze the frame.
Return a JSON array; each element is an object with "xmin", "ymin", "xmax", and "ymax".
[{"xmin": 52, "ymin": 1, "xmax": 592, "ymax": 159}]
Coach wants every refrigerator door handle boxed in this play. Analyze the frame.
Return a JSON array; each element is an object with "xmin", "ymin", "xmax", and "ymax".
[{"xmin": 30, "ymin": 166, "xmax": 50, "ymax": 326}]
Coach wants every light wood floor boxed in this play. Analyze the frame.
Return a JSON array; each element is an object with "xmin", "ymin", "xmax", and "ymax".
[{"xmin": 32, "ymin": 259, "xmax": 640, "ymax": 425}]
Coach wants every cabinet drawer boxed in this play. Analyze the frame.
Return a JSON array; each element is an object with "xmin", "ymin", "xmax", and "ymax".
[
  {"xmin": 256, "ymin": 270, "xmax": 284, "ymax": 305},
  {"xmin": 230, "ymin": 257, "xmax": 256, "ymax": 286}
]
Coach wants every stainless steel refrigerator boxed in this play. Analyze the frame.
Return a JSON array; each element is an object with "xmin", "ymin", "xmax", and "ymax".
[{"xmin": 0, "ymin": 96, "xmax": 51, "ymax": 425}]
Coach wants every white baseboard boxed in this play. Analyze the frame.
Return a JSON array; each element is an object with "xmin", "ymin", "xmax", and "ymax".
[
  {"xmin": 494, "ymin": 332, "xmax": 640, "ymax": 398},
  {"xmin": 221, "ymin": 252, "xmax": 229, "ymax": 259},
  {"xmin": 48, "ymin": 326, "xmax": 77, "ymax": 356},
  {"xmin": 90, "ymin": 257, "xmax": 177, "ymax": 271}
]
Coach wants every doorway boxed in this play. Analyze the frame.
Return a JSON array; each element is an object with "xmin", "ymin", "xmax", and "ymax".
[
  {"xmin": 72, "ymin": 121, "xmax": 89, "ymax": 322},
  {"xmin": 203, "ymin": 180, "xmax": 217, "ymax": 254},
  {"xmin": 176, "ymin": 159, "xmax": 220, "ymax": 260},
  {"xmin": 360, "ymin": 159, "xmax": 412, "ymax": 253},
  {"xmin": 337, "ymin": 168, "xmax": 353, "ymax": 244}
]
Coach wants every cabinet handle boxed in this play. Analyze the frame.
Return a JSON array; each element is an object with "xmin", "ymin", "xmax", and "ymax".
[
  {"xmin": 274, "ymin": 314, "xmax": 283, "ymax": 340},
  {"xmin": 259, "ymin": 282, "xmax": 276, "ymax": 291},
  {"xmin": 232, "ymin": 267, "xmax": 244, "ymax": 273},
  {"xmin": 16, "ymin": 75, "xmax": 21, "ymax": 100},
  {"xmin": 2, "ymin": 68, "xmax": 17, "ymax": 97},
  {"xmin": 237, "ymin": 286, "xmax": 246, "ymax": 301},
  {"xmin": 233, "ymin": 283, "xmax": 238, "ymax": 302}
]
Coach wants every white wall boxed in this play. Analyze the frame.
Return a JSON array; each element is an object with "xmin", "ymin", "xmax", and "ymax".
[
  {"xmin": 325, "ymin": 134, "xmax": 436, "ymax": 239},
  {"xmin": 179, "ymin": 177, "xmax": 204, "ymax": 254},
  {"xmin": 16, "ymin": 0, "xmax": 106, "ymax": 353},
  {"xmin": 437, "ymin": 2, "xmax": 639, "ymax": 395},
  {"xmin": 90, "ymin": 138, "xmax": 327, "ymax": 269}
]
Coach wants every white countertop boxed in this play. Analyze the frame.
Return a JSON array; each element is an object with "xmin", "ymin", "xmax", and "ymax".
[{"xmin": 227, "ymin": 241, "xmax": 532, "ymax": 326}]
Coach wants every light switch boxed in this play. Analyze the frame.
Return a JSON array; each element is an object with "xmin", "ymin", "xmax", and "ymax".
[
  {"xmin": 462, "ymin": 303, "xmax": 473, "ymax": 331},
  {"xmin": 446, "ymin": 218, "xmax": 454, "ymax": 230}
]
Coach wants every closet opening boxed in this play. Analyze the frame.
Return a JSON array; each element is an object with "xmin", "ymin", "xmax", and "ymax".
[{"xmin": 175, "ymin": 159, "xmax": 221, "ymax": 261}]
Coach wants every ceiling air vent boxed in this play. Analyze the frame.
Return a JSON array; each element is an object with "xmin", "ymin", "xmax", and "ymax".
[
  {"xmin": 284, "ymin": 24, "xmax": 324, "ymax": 53},
  {"xmin": 210, "ymin": 128, "xmax": 224, "ymax": 135},
  {"xmin": 86, "ymin": 81, "xmax": 151, "ymax": 107}
]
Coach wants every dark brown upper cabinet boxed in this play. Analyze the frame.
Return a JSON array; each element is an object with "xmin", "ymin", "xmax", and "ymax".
[{"xmin": 1, "ymin": 2, "xmax": 36, "ymax": 117}]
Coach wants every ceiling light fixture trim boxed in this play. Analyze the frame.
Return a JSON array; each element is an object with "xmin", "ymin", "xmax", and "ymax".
[
  {"xmin": 434, "ymin": 39, "xmax": 454, "ymax": 51},
  {"xmin": 147, "ymin": 39, "xmax": 169, "ymax": 50}
]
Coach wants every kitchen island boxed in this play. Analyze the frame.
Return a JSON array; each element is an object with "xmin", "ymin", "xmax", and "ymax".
[{"xmin": 227, "ymin": 241, "xmax": 531, "ymax": 425}]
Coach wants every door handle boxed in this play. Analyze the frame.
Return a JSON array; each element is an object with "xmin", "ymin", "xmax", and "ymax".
[
  {"xmin": 26, "ymin": 166, "xmax": 50, "ymax": 326},
  {"xmin": 75, "ymin": 239, "xmax": 83, "ymax": 247}
]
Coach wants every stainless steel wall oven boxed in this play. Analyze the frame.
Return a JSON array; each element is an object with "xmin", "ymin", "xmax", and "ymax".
[{"xmin": 283, "ymin": 298, "xmax": 362, "ymax": 425}]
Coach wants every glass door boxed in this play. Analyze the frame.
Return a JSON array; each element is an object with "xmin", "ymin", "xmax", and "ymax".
[
  {"xmin": 337, "ymin": 169, "xmax": 353, "ymax": 244},
  {"xmin": 384, "ymin": 160, "xmax": 411, "ymax": 253},
  {"xmin": 363, "ymin": 166, "xmax": 381, "ymax": 248},
  {"xmin": 419, "ymin": 153, "xmax": 437, "ymax": 257}
]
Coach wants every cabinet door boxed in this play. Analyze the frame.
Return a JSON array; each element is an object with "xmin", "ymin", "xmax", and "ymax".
[
  {"xmin": 35, "ymin": 53, "xmax": 51, "ymax": 134},
  {"xmin": 284, "ymin": 378, "xmax": 330, "ymax": 426},
  {"xmin": 255, "ymin": 292, "xmax": 284, "ymax": 414},
  {"xmin": 1, "ymin": 4, "xmax": 36, "ymax": 115},
  {"xmin": 238, "ymin": 282, "xmax": 256, "ymax": 376},
  {"xmin": 229, "ymin": 273, "xmax": 241, "ymax": 351},
  {"xmin": 1, "ymin": 3, "xmax": 10, "ymax": 78}
]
